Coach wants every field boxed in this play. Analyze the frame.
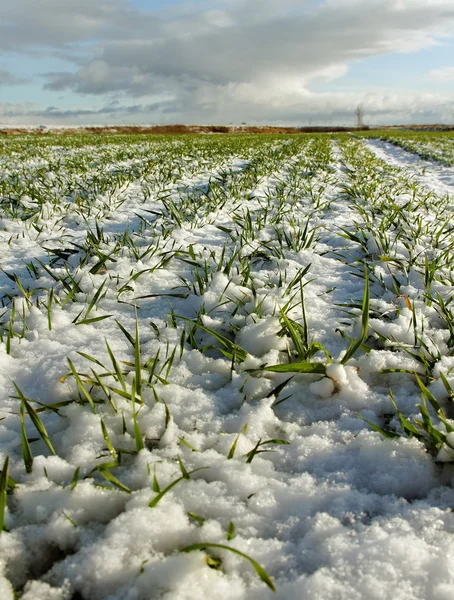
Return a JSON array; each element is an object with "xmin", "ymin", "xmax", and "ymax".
[
  {"xmin": 0, "ymin": 131, "xmax": 454, "ymax": 599},
  {"xmin": 363, "ymin": 130, "xmax": 454, "ymax": 166}
]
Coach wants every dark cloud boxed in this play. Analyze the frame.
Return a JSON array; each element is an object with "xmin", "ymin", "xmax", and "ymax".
[
  {"xmin": 0, "ymin": 101, "xmax": 171, "ymax": 123},
  {"xmin": 0, "ymin": 69, "xmax": 29, "ymax": 86},
  {"xmin": 0, "ymin": 1, "xmax": 144, "ymax": 51}
]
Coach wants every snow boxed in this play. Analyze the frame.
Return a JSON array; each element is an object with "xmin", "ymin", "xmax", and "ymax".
[
  {"xmin": 366, "ymin": 138, "xmax": 454, "ymax": 196},
  {"xmin": 0, "ymin": 133, "xmax": 454, "ymax": 599}
]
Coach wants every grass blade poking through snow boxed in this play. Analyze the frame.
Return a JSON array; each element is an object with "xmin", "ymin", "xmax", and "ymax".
[
  {"xmin": 149, "ymin": 459, "xmax": 208, "ymax": 508},
  {"xmin": 134, "ymin": 308, "xmax": 142, "ymax": 401},
  {"xmin": 96, "ymin": 466, "xmax": 131, "ymax": 493},
  {"xmin": 13, "ymin": 384, "xmax": 56, "ymax": 456},
  {"xmin": 244, "ymin": 438, "xmax": 290, "ymax": 463},
  {"xmin": 19, "ymin": 401, "xmax": 33, "ymax": 473},
  {"xmin": 131, "ymin": 378, "xmax": 145, "ymax": 452},
  {"xmin": 355, "ymin": 412, "xmax": 399, "ymax": 439},
  {"xmin": 0, "ymin": 456, "xmax": 9, "ymax": 535},
  {"xmin": 67, "ymin": 359, "xmax": 97, "ymax": 413},
  {"xmin": 226, "ymin": 521, "xmax": 236, "ymax": 541},
  {"xmin": 180, "ymin": 543, "xmax": 276, "ymax": 592},
  {"xmin": 175, "ymin": 315, "xmax": 248, "ymax": 362},
  {"xmin": 262, "ymin": 362, "xmax": 326, "ymax": 375},
  {"xmin": 341, "ymin": 265, "xmax": 369, "ymax": 364},
  {"xmin": 100, "ymin": 418, "xmax": 118, "ymax": 463},
  {"xmin": 227, "ymin": 424, "xmax": 248, "ymax": 459}
]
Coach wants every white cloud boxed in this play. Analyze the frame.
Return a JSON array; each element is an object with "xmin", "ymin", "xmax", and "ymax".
[
  {"xmin": 428, "ymin": 66, "xmax": 454, "ymax": 81},
  {"xmin": 1, "ymin": 91, "xmax": 453, "ymax": 128},
  {"xmin": 1, "ymin": 0, "xmax": 454, "ymax": 123},
  {"xmin": 42, "ymin": 1, "xmax": 454, "ymax": 90}
]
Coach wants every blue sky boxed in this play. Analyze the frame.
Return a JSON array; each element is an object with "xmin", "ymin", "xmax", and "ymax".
[
  {"xmin": 313, "ymin": 42, "xmax": 454, "ymax": 92},
  {"xmin": 1, "ymin": 0, "xmax": 454, "ymax": 126}
]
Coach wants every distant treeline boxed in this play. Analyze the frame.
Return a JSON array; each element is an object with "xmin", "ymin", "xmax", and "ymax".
[
  {"xmin": 0, "ymin": 124, "xmax": 373, "ymax": 136},
  {"xmin": 2, "ymin": 123, "xmax": 453, "ymax": 136}
]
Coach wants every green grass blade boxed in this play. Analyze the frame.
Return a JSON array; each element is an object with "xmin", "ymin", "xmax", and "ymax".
[
  {"xmin": 97, "ymin": 467, "xmax": 131, "ymax": 493},
  {"xmin": 149, "ymin": 467, "xmax": 208, "ymax": 508},
  {"xmin": 100, "ymin": 418, "xmax": 118, "ymax": 463},
  {"xmin": 76, "ymin": 314, "xmax": 112, "ymax": 326},
  {"xmin": 0, "ymin": 456, "xmax": 9, "ymax": 535},
  {"xmin": 71, "ymin": 466, "xmax": 80, "ymax": 490},
  {"xmin": 20, "ymin": 401, "xmax": 33, "ymax": 473},
  {"xmin": 148, "ymin": 474, "xmax": 187, "ymax": 508},
  {"xmin": 226, "ymin": 521, "xmax": 236, "ymax": 541},
  {"xmin": 175, "ymin": 315, "xmax": 248, "ymax": 361},
  {"xmin": 280, "ymin": 308, "xmax": 304, "ymax": 360},
  {"xmin": 134, "ymin": 309, "xmax": 142, "ymax": 401},
  {"xmin": 355, "ymin": 412, "xmax": 399, "ymax": 439},
  {"xmin": 341, "ymin": 266, "xmax": 369, "ymax": 364},
  {"xmin": 132, "ymin": 379, "xmax": 145, "ymax": 452},
  {"xmin": 227, "ymin": 424, "xmax": 248, "ymax": 460},
  {"xmin": 389, "ymin": 390, "xmax": 422, "ymax": 438},
  {"xmin": 105, "ymin": 340, "xmax": 127, "ymax": 392},
  {"xmin": 67, "ymin": 359, "xmax": 97, "ymax": 413},
  {"xmin": 415, "ymin": 375, "xmax": 443, "ymax": 414},
  {"xmin": 263, "ymin": 362, "xmax": 326, "ymax": 374},
  {"xmin": 14, "ymin": 384, "xmax": 56, "ymax": 455},
  {"xmin": 115, "ymin": 319, "xmax": 135, "ymax": 347},
  {"xmin": 180, "ymin": 543, "xmax": 276, "ymax": 592}
]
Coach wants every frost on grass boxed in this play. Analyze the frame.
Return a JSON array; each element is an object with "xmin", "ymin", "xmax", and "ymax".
[{"xmin": 0, "ymin": 132, "xmax": 454, "ymax": 599}]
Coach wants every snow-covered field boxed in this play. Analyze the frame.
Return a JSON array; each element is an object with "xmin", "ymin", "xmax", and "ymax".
[
  {"xmin": 1, "ymin": 132, "xmax": 454, "ymax": 599},
  {"xmin": 371, "ymin": 130, "xmax": 454, "ymax": 165}
]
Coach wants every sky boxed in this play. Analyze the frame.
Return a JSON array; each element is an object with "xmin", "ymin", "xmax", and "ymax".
[{"xmin": 1, "ymin": 0, "xmax": 454, "ymax": 126}]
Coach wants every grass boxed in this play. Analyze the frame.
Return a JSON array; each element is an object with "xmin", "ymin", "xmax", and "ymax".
[{"xmin": 1, "ymin": 130, "xmax": 454, "ymax": 595}]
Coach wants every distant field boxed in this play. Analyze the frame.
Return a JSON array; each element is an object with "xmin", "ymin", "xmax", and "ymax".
[
  {"xmin": 359, "ymin": 129, "xmax": 454, "ymax": 165},
  {"xmin": 1, "ymin": 124, "xmax": 453, "ymax": 137},
  {"xmin": 1, "ymin": 132, "xmax": 454, "ymax": 599},
  {"xmin": 0, "ymin": 124, "xmax": 370, "ymax": 136}
]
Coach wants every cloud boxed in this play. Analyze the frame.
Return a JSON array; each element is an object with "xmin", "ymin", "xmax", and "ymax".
[
  {"xmin": 1, "ymin": 91, "xmax": 453, "ymax": 127},
  {"xmin": 428, "ymin": 66, "xmax": 454, "ymax": 81},
  {"xmin": 0, "ymin": 1, "xmax": 139, "ymax": 51},
  {"xmin": 0, "ymin": 69, "xmax": 29, "ymax": 86},
  {"xmin": 40, "ymin": 1, "xmax": 454, "ymax": 93},
  {"xmin": 1, "ymin": 0, "xmax": 454, "ymax": 123}
]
